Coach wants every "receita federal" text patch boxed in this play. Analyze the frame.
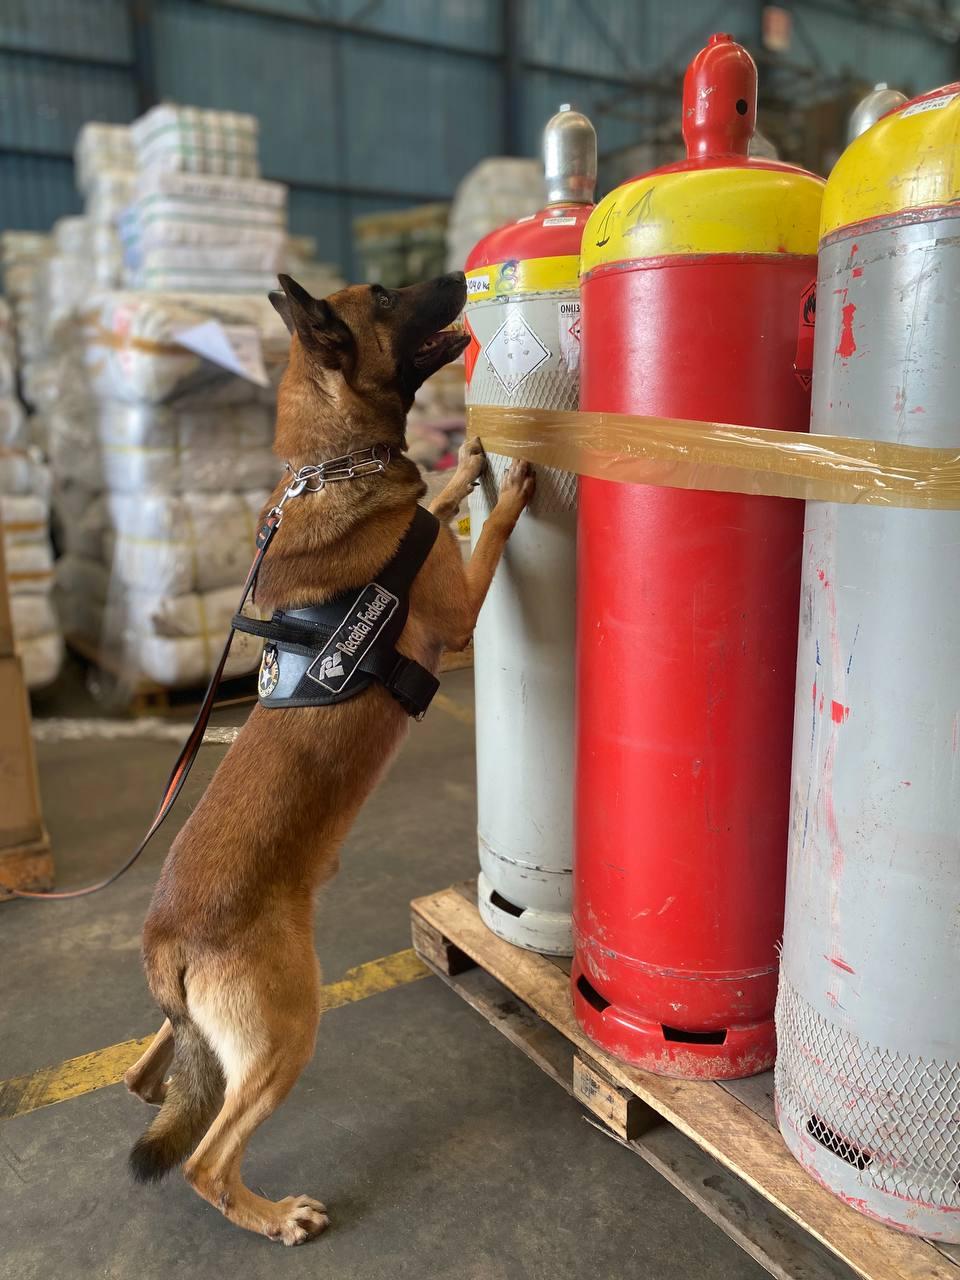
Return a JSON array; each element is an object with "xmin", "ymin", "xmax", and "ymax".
[{"xmin": 306, "ymin": 583, "xmax": 400, "ymax": 694}]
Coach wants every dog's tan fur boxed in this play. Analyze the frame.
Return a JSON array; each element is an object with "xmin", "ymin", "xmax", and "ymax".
[{"xmin": 126, "ymin": 273, "xmax": 532, "ymax": 1245}]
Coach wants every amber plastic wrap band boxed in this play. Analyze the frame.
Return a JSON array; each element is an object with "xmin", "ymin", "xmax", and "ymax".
[{"xmin": 467, "ymin": 405, "xmax": 960, "ymax": 510}]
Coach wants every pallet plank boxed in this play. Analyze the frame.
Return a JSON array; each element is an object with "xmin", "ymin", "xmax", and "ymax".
[
  {"xmin": 574, "ymin": 1053, "xmax": 656, "ymax": 1141},
  {"xmin": 720, "ymin": 1073, "xmax": 777, "ymax": 1126},
  {"xmin": 412, "ymin": 886, "xmax": 954, "ymax": 1280},
  {"xmin": 410, "ymin": 913, "xmax": 476, "ymax": 977}
]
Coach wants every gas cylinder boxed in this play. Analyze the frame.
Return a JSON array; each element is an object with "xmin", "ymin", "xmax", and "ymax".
[
  {"xmin": 846, "ymin": 83, "xmax": 906, "ymax": 142},
  {"xmin": 775, "ymin": 85, "xmax": 960, "ymax": 1239},
  {"xmin": 572, "ymin": 34, "xmax": 824, "ymax": 1078},
  {"xmin": 463, "ymin": 105, "xmax": 596, "ymax": 955}
]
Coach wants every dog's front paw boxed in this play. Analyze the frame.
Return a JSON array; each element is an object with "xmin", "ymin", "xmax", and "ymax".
[
  {"xmin": 456, "ymin": 435, "xmax": 485, "ymax": 485},
  {"xmin": 498, "ymin": 458, "xmax": 535, "ymax": 513},
  {"xmin": 266, "ymin": 1194, "xmax": 330, "ymax": 1246}
]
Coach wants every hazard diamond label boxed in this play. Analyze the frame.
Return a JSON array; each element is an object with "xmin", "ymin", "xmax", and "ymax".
[{"xmin": 484, "ymin": 313, "xmax": 550, "ymax": 394}]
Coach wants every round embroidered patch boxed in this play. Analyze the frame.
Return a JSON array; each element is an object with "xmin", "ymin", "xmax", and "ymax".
[{"xmin": 258, "ymin": 645, "xmax": 280, "ymax": 698}]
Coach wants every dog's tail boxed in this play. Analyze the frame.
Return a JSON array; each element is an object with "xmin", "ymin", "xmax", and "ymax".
[{"xmin": 129, "ymin": 1016, "xmax": 224, "ymax": 1183}]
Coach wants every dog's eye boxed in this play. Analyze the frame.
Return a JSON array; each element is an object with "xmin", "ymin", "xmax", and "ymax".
[{"xmin": 373, "ymin": 287, "xmax": 394, "ymax": 311}]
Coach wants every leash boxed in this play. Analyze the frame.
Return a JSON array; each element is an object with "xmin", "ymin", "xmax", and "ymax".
[{"xmin": 4, "ymin": 446, "xmax": 392, "ymax": 901}]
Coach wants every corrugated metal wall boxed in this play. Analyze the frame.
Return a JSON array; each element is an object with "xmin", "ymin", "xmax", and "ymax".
[{"xmin": 2, "ymin": 0, "xmax": 959, "ymax": 276}]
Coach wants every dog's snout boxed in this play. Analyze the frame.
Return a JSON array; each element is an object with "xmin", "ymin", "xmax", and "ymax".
[{"xmin": 445, "ymin": 271, "xmax": 466, "ymax": 287}]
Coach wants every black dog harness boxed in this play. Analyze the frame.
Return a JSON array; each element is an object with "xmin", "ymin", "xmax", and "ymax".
[{"xmin": 232, "ymin": 504, "xmax": 440, "ymax": 718}]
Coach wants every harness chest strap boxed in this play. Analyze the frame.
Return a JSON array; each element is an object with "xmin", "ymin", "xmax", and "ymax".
[{"xmin": 234, "ymin": 504, "xmax": 441, "ymax": 718}]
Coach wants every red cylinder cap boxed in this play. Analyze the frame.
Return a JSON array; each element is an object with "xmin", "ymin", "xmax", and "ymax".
[{"xmin": 682, "ymin": 32, "xmax": 757, "ymax": 159}]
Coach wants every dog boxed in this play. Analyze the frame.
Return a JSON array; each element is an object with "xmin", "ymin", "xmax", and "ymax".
[{"xmin": 123, "ymin": 271, "xmax": 533, "ymax": 1244}]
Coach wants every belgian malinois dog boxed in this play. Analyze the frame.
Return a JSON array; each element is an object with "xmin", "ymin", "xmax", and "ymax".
[{"xmin": 124, "ymin": 271, "xmax": 533, "ymax": 1244}]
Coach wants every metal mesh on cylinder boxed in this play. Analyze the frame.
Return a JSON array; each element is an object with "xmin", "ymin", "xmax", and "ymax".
[
  {"xmin": 468, "ymin": 364, "xmax": 579, "ymax": 519},
  {"xmin": 776, "ymin": 978, "xmax": 960, "ymax": 1210}
]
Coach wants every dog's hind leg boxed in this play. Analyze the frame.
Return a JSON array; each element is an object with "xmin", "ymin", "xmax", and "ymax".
[
  {"xmin": 428, "ymin": 436, "xmax": 485, "ymax": 521},
  {"xmin": 125, "ymin": 1018, "xmax": 175, "ymax": 1106},
  {"xmin": 182, "ymin": 952, "xmax": 327, "ymax": 1245}
]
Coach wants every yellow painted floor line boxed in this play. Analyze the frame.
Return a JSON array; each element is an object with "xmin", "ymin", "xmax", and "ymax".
[
  {"xmin": 0, "ymin": 948, "xmax": 428, "ymax": 1122},
  {"xmin": 432, "ymin": 691, "xmax": 475, "ymax": 726}
]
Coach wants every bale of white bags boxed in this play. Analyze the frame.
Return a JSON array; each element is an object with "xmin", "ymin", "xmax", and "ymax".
[
  {"xmin": 131, "ymin": 105, "xmax": 260, "ymax": 178},
  {"xmin": 446, "ymin": 157, "xmax": 543, "ymax": 271},
  {"xmin": 74, "ymin": 123, "xmax": 135, "ymax": 194},
  {"xmin": 77, "ymin": 291, "xmax": 289, "ymax": 405}
]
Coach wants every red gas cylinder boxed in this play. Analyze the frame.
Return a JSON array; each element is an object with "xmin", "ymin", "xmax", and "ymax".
[{"xmin": 571, "ymin": 34, "xmax": 824, "ymax": 1080}]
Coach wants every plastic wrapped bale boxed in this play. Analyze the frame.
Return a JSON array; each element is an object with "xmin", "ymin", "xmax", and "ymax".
[
  {"xmin": 131, "ymin": 105, "xmax": 260, "ymax": 178},
  {"xmin": 77, "ymin": 291, "xmax": 289, "ymax": 405},
  {"xmin": 48, "ymin": 400, "xmax": 277, "ymax": 494},
  {"xmin": 74, "ymin": 123, "xmax": 134, "ymax": 194},
  {"xmin": 1, "ymin": 487, "xmax": 64, "ymax": 689},
  {"xmin": 446, "ymin": 158, "xmax": 543, "ymax": 272}
]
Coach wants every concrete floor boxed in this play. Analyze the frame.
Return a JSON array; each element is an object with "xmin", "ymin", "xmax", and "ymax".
[{"xmin": 0, "ymin": 660, "xmax": 764, "ymax": 1279}]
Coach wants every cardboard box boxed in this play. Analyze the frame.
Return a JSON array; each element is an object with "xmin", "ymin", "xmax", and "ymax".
[
  {"xmin": 0, "ymin": 527, "xmax": 14, "ymax": 659},
  {"xmin": 0, "ymin": 652, "xmax": 53, "ymax": 898},
  {"xmin": 0, "ymin": 654, "xmax": 45, "ymax": 851}
]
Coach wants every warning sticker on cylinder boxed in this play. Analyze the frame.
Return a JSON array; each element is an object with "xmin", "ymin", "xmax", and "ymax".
[
  {"xmin": 558, "ymin": 300, "xmax": 581, "ymax": 373},
  {"xmin": 901, "ymin": 92, "xmax": 958, "ymax": 118},
  {"xmin": 483, "ymin": 313, "xmax": 550, "ymax": 393}
]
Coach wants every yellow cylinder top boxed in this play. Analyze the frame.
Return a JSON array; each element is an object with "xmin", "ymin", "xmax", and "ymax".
[
  {"xmin": 580, "ymin": 164, "xmax": 824, "ymax": 275},
  {"xmin": 822, "ymin": 85, "xmax": 960, "ymax": 239}
]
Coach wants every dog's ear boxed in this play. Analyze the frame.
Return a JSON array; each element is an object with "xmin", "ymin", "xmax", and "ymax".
[
  {"xmin": 277, "ymin": 274, "xmax": 354, "ymax": 370},
  {"xmin": 269, "ymin": 289, "xmax": 294, "ymax": 335}
]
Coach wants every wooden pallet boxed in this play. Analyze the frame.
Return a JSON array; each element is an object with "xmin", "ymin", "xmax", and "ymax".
[{"xmin": 411, "ymin": 884, "xmax": 959, "ymax": 1280}]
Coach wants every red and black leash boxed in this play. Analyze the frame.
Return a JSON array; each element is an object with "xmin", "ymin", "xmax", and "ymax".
[{"xmin": 5, "ymin": 512, "xmax": 281, "ymax": 901}]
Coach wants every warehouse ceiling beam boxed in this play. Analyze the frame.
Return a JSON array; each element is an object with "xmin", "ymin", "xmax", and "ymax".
[
  {"xmin": 345, "ymin": 0, "xmax": 387, "ymax": 25},
  {"xmin": 0, "ymin": 43, "xmax": 132, "ymax": 71},
  {"xmin": 195, "ymin": 0, "xmax": 501, "ymax": 63},
  {"xmin": 794, "ymin": 0, "xmax": 960, "ymax": 41},
  {"xmin": 249, "ymin": 174, "xmax": 451, "ymax": 204},
  {"xmin": 574, "ymin": 0, "xmax": 638, "ymax": 79}
]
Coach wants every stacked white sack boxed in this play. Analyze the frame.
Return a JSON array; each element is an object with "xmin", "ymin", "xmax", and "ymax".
[
  {"xmin": 0, "ymin": 297, "xmax": 63, "ymax": 688},
  {"xmin": 1, "ymin": 232, "xmax": 52, "ymax": 398},
  {"xmin": 75, "ymin": 123, "xmax": 137, "ymax": 225},
  {"xmin": 75, "ymin": 123, "xmax": 135, "ymax": 193},
  {"xmin": 446, "ymin": 158, "xmax": 543, "ymax": 271},
  {"xmin": 122, "ymin": 169, "xmax": 288, "ymax": 293},
  {"xmin": 131, "ymin": 105, "xmax": 259, "ymax": 178},
  {"xmin": 0, "ymin": 441, "xmax": 63, "ymax": 689},
  {"xmin": 50, "ymin": 290, "xmax": 287, "ymax": 689}
]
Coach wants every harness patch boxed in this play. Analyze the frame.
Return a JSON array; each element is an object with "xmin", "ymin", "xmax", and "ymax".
[
  {"xmin": 258, "ymin": 645, "xmax": 280, "ymax": 697},
  {"xmin": 306, "ymin": 582, "xmax": 399, "ymax": 694}
]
